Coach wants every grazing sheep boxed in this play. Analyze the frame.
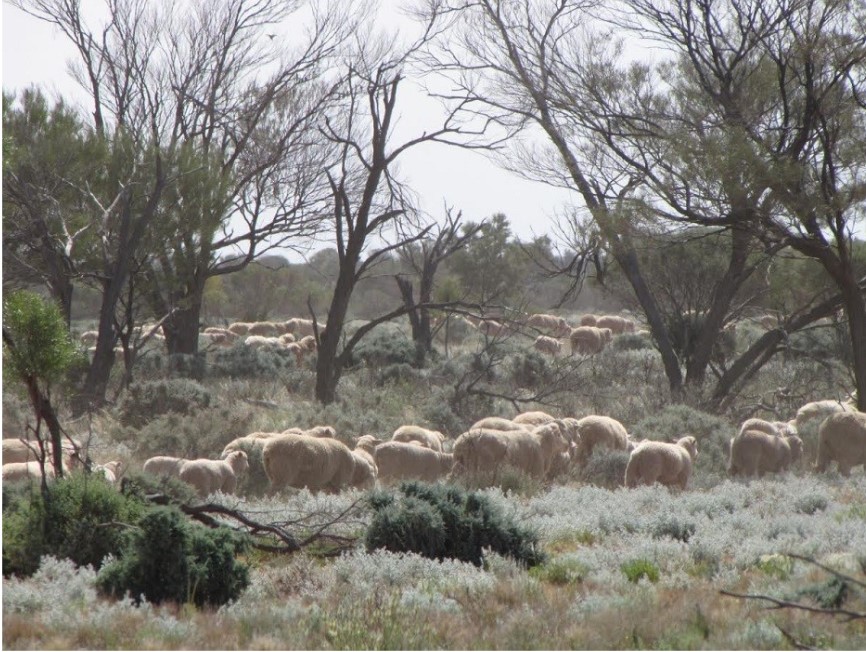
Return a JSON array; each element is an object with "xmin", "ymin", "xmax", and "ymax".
[
  {"xmin": 143, "ymin": 455, "xmax": 187, "ymax": 478},
  {"xmin": 3, "ymin": 438, "xmax": 81, "ymax": 470},
  {"xmin": 278, "ymin": 333, "xmax": 296, "ymax": 345},
  {"xmin": 350, "ymin": 446, "xmax": 378, "ymax": 489},
  {"xmin": 262, "ymin": 434, "xmax": 356, "ymax": 494},
  {"xmin": 579, "ymin": 314, "xmax": 598, "ymax": 327},
  {"xmin": 228, "ymin": 322, "xmax": 255, "ymax": 336},
  {"xmin": 285, "ymin": 318, "xmax": 320, "ymax": 337},
  {"xmin": 179, "ymin": 451, "xmax": 249, "ymax": 497},
  {"xmin": 451, "ymin": 423, "xmax": 568, "ymax": 479},
  {"xmin": 574, "ymin": 415, "xmax": 630, "ymax": 466},
  {"xmin": 512, "ymin": 411, "xmax": 556, "ymax": 427},
  {"xmin": 244, "ymin": 335, "xmax": 284, "ymax": 350},
  {"xmin": 469, "ymin": 417, "xmax": 528, "ymax": 432},
  {"xmin": 477, "ymin": 319, "xmax": 509, "ymax": 337},
  {"xmin": 569, "ymin": 326, "xmax": 610, "ymax": 355},
  {"xmin": 373, "ymin": 441, "xmax": 454, "ymax": 484},
  {"xmin": 815, "ymin": 411, "xmax": 866, "ymax": 477},
  {"xmin": 526, "ymin": 314, "xmax": 571, "ymax": 337},
  {"xmin": 298, "ymin": 335, "xmax": 317, "ymax": 351},
  {"xmin": 79, "ymin": 330, "xmax": 99, "ymax": 346},
  {"xmin": 796, "ymin": 399, "xmax": 856, "ymax": 431},
  {"xmin": 533, "ymin": 335, "xmax": 562, "ymax": 356},
  {"xmin": 246, "ymin": 321, "xmax": 281, "ymax": 337},
  {"xmin": 95, "ymin": 460, "xmax": 124, "ymax": 484},
  {"xmin": 625, "ymin": 436, "xmax": 698, "ymax": 489},
  {"xmin": 728, "ymin": 430, "xmax": 803, "ymax": 477},
  {"xmin": 392, "ymin": 425, "xmax": 447, "ymax": 452},
  {"xmin": 2, "ymin": 461, "xmax": 56, "ymax": 483},
  {"xmin": 303, "ymin": 425, "xmax": 337, "ymax": 439},
  {"xmin": 737, "ymin": 418, "xmax": 785, "ymax": 438},
  {"xmin": 285, "ymin": 342, "xmax": 306, "ymax": 365}
]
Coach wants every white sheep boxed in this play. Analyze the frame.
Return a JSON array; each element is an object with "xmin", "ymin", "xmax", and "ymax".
[
  {"xmin": 3, "ymin": 437, "xmax": 81, "ymax": 470},
  {"xmin": 79, "ymin": 330, "xmax": 99, "ymax": 346},
  {"xmin": 244, "ymin": 335, "xmax": 284, "ymax": 350},
  {"xmin": 451, "ymin": 422, "xmax": 568, "ymax": 479},
  {"xmin": 372, "ymin": 441, "xmax": 454, "ymax": 484},
  {"xmin": 526, "ymin": 313, "xmax": 571, "ymax": 337},
  {"xmin": 2, "ymin": 461, "xmax": 56, "ymax": 483},
  {"xmin": 285, "ymin": 318, "xmax": 320, "ymax": 338},
  {"xmin": 350, "ymin": 446, "xmax": 378, "ymax": 489},
  {"xmin": 179, "ymin": 451, "xmax": 249, "ymax": 497},
  {"xmin": 469, "ymin": 417, "xmax": 529, "ymax": 432},
  {"xmin": 728, "ymin": 430, "xmax": 803, "ymax": 477},
  {"xmin": 795, "ymin": 399, "xmax": 856, "ymax": 431},
  {"xmin": 625, "ymin": 436, "xmax": 698, "ymax": 489},
  {"xmin": 143, "ymin": 455, "xmax": 187, "ymax": 478},
  {"xmin": 596, "ymin": 315, "xmax": 636, "ymax": 334},
  {"xmin": 569, "ymin": 326, "xmax": 608, "ymax": 355},
  {"xmin": 246, "ymin": 321, "xmax": 281, "ymax": 337},
  {"xmin": 533, "ymin": 335, "xmax": 562, "ymax": 356},
  {"xmin": 262, "ymin": 434, "xmax": 356, "ymax": 494},
  {"xmin": 512, "ymin": 411, "xmax": 556, "ymax": 427},
  {"xmin": 228, "ymin": 322, "xmax": 255, "ymax": 336},
  {"xmin": 392, "ymin": 425, "xmax": 447, "ymax": 452},
  {"xmin": 815, "ymin": 411, "xmax": 866, "ymax": 476},
  {"xmin": 579, "ymin": 314, "xmax": 598, "ymax": 327},
  {"xmin": 574, "ymin": 415, "xmax": 630, "ymax": 466},
  {"xmin": 94, "ymin": 460, "xmax": 124, "ymax": 484}
]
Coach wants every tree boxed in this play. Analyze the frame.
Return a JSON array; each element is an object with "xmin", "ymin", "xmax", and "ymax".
[
  {"xmin": 2, "ymin": 291, "xmax": 79, "ymax": 483},
  {"xmin": 396, "ymin": 207, "xmax": 485, "ymax": 360}
]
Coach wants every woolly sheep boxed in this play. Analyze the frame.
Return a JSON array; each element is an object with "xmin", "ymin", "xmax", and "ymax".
[
  {"xmin": 737, "ymin": 418, "xmax": 785, "ymax": 438},
  {"xmin": 526, "ymin": 314, "xmax": 570, "ymax": 337},
  {"xmin": 596, "ymin": 315, "xmax": 635, "ymax": 334},
  {"xmin": 477, "ymin": 319, "xmax": 509, "ymax": 337},
  {"xmin": 95, "ymin": 460, "xmax": 124, "ymax": 484},
  {"xmin": 451, "ymin": 422, "xmax": 568, "ymax": 479},
  {"xmin": 728, "ymin": 430, "xmax": 803, "ymax": 477},
  {"xmin": 512, "ymin": 411, "xmax": 556, "ymax": 427},
  {"xmin": 625, "ymin": 436, "xmax": 698, "ymax": 489},
  {"xmin": 303, "ymin": 425, "xmax": 338, "ymax": 439},
  {"xmin": 262, "ymin": 434, "xmax": 356, "ymax": 494},
  {"xmin": 298, "ymin": 335, "xmax": 318, "ymax": 351},
  {"xmin": 2, "ymin": 461, "xmax": 56, "ymax": 483},
  {"xmin": 392, "ymin": 425, "xmax": 447, "ymax": 452},
  {"xmin": 469, "ymin": 417, "xmax": 529, "ymax": 432},
  {"xmin": 579, "ymin": 314, "xmax": 598, "ymax": 327},
  {"xmin": 574, "ymin": 415, "xmax": 630, "ymax": 466},
  {"xmin": 815, "ymin": 411, "xmax": 866, "ymax": 476},
  {"xmin": 228, "ymin": 322, "xmax": 254, "ymax": 336},
  {"xmin": 79, "ymin": 330, "xmax": 99, "ymax": 346},
  {"xmin": 350, "ymin": 446, "xmax": 378, "ymax": 489},
  {"xmin": 143, "ymin": 455, "xmax": 187, "ymax": 478},
  {"xmin": 244, "ymin": 335, "xmax": 284, "ymax": 350},
  {"xmin": 533, "ymin": 335, "xmax": 562, "ymax": 356},
  {"xmin": 246, "ymin": 321, "xmax": 281, "ymax": 337},
  {"xmin": 3, "ymin": 438, "xmax": 81, "ymax": 470},
  {"xmin": 285, "ymin": 318, "xmax": 319, "ymax": 337},
  {"xmin": 373, "ymin": 440, "xmax": 454, "ymax": 484},
  {"xmin": 179, "ymin": 451, "xmax": 249, "ymax": 497},
  {"xmin": 795, "ymin": 399, "xmax": 856, "ymax": 431},
  {"xmin": 569, "ymin": 326, "xmax": 607, "ymax": 355}
]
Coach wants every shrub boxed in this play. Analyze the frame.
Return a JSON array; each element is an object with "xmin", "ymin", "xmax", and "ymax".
[
  {"xmin": 354, "ymin": 330, "xmax": 421, "ymax": 368},
  {"xmin": 505, "ymin": 348, "xmax": 551, "ymax": 388},
  {"xmin": 529, "ymin": 558, "xmax": 590, "ymax": 585},
  {"xmin": 97, "ymin": 506, "xmax": 249, "ymax": 607},
  {"xmin": 117, "ymin": 378, "xmax": 212, "ymax": 428},
  {"xmin": 621, "ymin": 558, "xmax": 660, "ymax": 584},
  {"xmin": 651, "ymin": 516, "xmax": 696, "ymax": 543},
  {"xmin": 109, "ymin": 404, "xmax": 254, "ymax": 460},
  {"xmin": 580, "ymin": 449, "xmax": 629, "ymax": 488},
  {"xmin": 2, "ymin": 472, "xmax": 147, "ymax": 577},
  {"xmin": 208, "ymin": 343, "xmax": 294, "ymax": 379},
  {"xmin": 611, "ymin": 333, "xmax": 653, "ymax": 351},
  {"xmin": 365, "ymin": 481, "xmax": 546, "ymax": 568},
  {"xmin": 120, "ymin": 470, "xmax": 198, "ymax": 505},
  {"xmin": 795, "ymin": 493, "xmax": 829, "ymax": 515}
]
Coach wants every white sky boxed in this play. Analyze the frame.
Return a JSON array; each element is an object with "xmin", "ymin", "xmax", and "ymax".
[{"xmin": 2, "ymin": 1, "xmax": 580, "ymax": 252}]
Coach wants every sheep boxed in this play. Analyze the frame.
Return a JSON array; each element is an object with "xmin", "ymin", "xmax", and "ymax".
[
  {"xmin": 244, "ymin": 335, "xmax": 284, "ymax": 350},
  {"xmin": 179, "ymin": 451, "xmax": 249, "ymax": 497},
  {"xmin": 278, "ymin": 333, "xmax": 296, "ymax": 345},
  {"xmin": 303, "ymin": 425, "xmax": 338, "ymax": 439},
  {"xmin": 392, "ymin": 425, "xmax": 447, "ymax": 452},
  {"xmin": 3, "ymin": 437, "xmax": 81, "ymax": 470},
  {"xmin": 262, "ymin": 434, "xmax": 356, "ymax": 494},
  {"xmin": 526, "ymin": 313, "xmax": 571, "ymax": 337},
  {"xmin": 728, "ymin": 429, "xmax": 803, "ymax": 477},
  {"xmin": 298, "ymin": 335, "xmax": 317, "ymax": 351},
  {"xmin": 815, "ymin": 411, "xmax": 866, "ymax": 477},
  {"xmin": 469, "ymin": 417, "xmax": 528, "ymax": 432},
  {"xmin": 94, "ymin": 460, "xmax": 124, "ymax": 484},
  {"xmin": 246, "ymin": 321, "xmax": 281, "ymax": 337},
  {"xmin": 285, "ymin": 318, "xmax": 319, "ymax": 337},
  {"xmin": 451, "ymin": 422, "xmax": 568, "ymax": 479},
  {"xmin": 285, "ymin": 342, "xmax": 306, "ymax": 365},
  {"xmin": 625, "ymin": 436, "xmax": 698, "ymax": 489},
  {"xmin": 2, "ymin": 461, "xmax": 56, "ymax": 483},
  {"xmin": 228, "ymin": 322, "xmax": 255, "ymax": 336},
  {"xmin": 795, "ymin": 399, "xmax": 856, "ymax": 431},
  {"xmin": 737, "ymin": 418, "xmax": 785, "ymax": 438},
  {"xmin": 476, "ymin": 319, "xmax": 509, "ymax": 337},
  {"xmin": 143, "ymin": 455, "xmax": 187, "ymax": 478},
  {"xmin": 569, "ymin": 326, "xmax": 607, "ymax": 355},
  {"xmin": 512, "ymin": 411, "xmax": 556, "ymax": 427},
  {"xmin": 350, "ymin": 445, "xmax": 378, "ymax": 489},
  {"xmin": 372, "ymin": 440, "xmax": 454, "ymax": 484},
  {"xmin": 574, "ymin": 415, "xmax": 630, "ymax": 466},
  {"xmin": 579, "ymin": 314, "xmax": 598, "ymax": 327},
  {"xmin": 533, "ymin": 335, "xmax": 562, "ymax": 356},
  {"xmin": 79, "ymin": 330, "xmax": 99, "ymax": 346}
]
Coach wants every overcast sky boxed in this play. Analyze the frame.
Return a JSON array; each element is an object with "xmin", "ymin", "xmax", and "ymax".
[{"xmin": 2, "ymin": 2, "xmax": 580, "ymax": 251}]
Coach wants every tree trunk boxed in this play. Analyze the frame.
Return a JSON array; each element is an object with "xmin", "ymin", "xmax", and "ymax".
[
  {"xmin": 75, "ymin": 281, "xmax": 120, "ymax": 414},
  {"xmin": 396, "ymin": 276, "xmax": 423, "ymax": 347},
  {"xmin": 315, "ymin": 265, "xmax": 356, "ymax": 405},
  {"xmin": 839, "ymin": 275, "xmax": 866, "ymax": 412},
  {"xmin": 163, "ymin": 302, "xmax": 203, "ymax": 355}
]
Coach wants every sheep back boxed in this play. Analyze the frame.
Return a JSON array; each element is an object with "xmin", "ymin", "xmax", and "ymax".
[
  {"xmin": 729, "ymin": 430, "xmax": 801, "ymax": 477},
  {"xmin": 262, "ymin": 434, "xmax": 355, "ymax": 493},
  {"xmin": 374, "ymin": 441, "xmax": 453, "ymax": 483},
  {"xmin": 816, "ymin": 412, "xmax": 866, "ymax": 476},
  {"xmin": 625, "ymin": 436, "xmax": 697, "ymax": 489}
]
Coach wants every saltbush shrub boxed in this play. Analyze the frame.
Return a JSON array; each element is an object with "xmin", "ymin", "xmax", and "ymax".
[
  {"xmin": 118, "ymin": 378, "xmax": 212, "ymax": 428},
  {"xmin": 505, "ymin": 349, "xmax": 551, "ymax": 388},
  {"xmin": 2, "ymin": 472, "xmax": 147, "ymax": 578},
  {"xmin": 580, "ymin": 449, "xmax": 630, "ymax": 489},
  {"xmin": 97, "ymin": 506, "xmax": 249, "ymax": 607},
  {"xmin": 354, "ymin": 330, "xmax": 421, "ymax": 368},
  {"xmin": 611, "ymin": 333, "xmax": 654, "ymax": 351},
  {"xmin": 621, "ymin": 558, "xmax": 660, "ymax": 583},
  {"xmin": 365, "ymin": 481, "xmax": 546, "ymax": 568},
  {"xmin": 208, "ymin": 343, "xmax": 294, "ymax": 379}
]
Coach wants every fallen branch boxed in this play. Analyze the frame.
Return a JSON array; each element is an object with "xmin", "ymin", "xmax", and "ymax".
[{"xmin": 719, "ymin": 591, "xmax": 865, "ymax": 622}]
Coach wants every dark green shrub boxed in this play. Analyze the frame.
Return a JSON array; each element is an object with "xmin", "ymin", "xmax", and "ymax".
[
  {"xmin": 373, "ymin": 362, "xmax": 423, "ymax": 386},
  {"xmin": 651, "ymin": 517, "xmax": 696, "ymax": 543},
  {"xmin": 621, "ymin": 558, "xmax": 660, "ymax": 583},
  {"xmin": 365, "ymin": 481, "xmax": 546, "ymax": 568},
  {"xmin": 529, "ymin": 558, "xmax": 590, "ymax": 585},
  {"xmin": 208, "ymin": 342, "xmax": 294, "ymax": 379},
  {"xmin": 118, "ymin": 378, "xmax": 212, "ymax": 427},
  {"xmin": 109, "ymin": 404, "xmax": 254, "ymax": 460},
  {"xmin": 798, "ymin": 577, "xmax": 849, "ymax": 610},
  {"xmin": 794, "ymin": 493, "xmax": 829, "ymax": 515},
  {"xmin": 611, "ymin": 333, "xmax": 653, "ymax": 351},
  {"xmin": 2, "ymin": 472, "xmax": 147, "ymax": 577},
  {"xmin": 354, "ymin": 330, "xmax": 421, "ymax": 368},
  {"xmin": 167, "ymin": 352, "xmax": 207, "ymax": 380},
  {"xmin": 580, "ymin": 449, "xmax": 629, "ymax": 488},
  {"xmin": 120, "ymin": 470, "xmax": 198, "ymax": 504},
  {"xmin": 506, "ymin": 349, "xmax": 551, "ymax": 388},
  {"xmin": 97, "ymin": 506, "xmax": 249, "ymax": 607}
]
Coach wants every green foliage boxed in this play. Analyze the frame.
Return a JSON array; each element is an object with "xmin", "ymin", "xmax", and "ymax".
[
  {"xmin": 580, "ymin": 449, "xmax": 629, "ymax": 488},
  {"xmin": 795, "ymin": 494, "xmax": 829, "ymax": 515},
  {"xmin": 365, "ymin": 481, "xmax": 546, "ymax": 568},
  {"xmin": 109, "ymin": 404, "xmax": 253, "ymax": 460},
  {"xmin": 798, "ymin": 577, "xmax": 849, "ymax": 610},
  {"xmin": 208, "ymin": 343, "xmax": 295, "ymax": 378},
  {"xmin": 651, "ymin": 516, "xmax": 696, "ymax": 543},
  {"xmin": 2, "ymin": 472, "xmax": 147, "ymax": 578},
  {"xmin": 755, "ymin": 554, "xmax": 794, "ymax": 580},
  {"xmin": 505, "ymin": 348, "xmax": 551, "ymax": 388},
  {"xmin": 120, "ymin": 470, "xmax": 198, "ymax": 505},
  {"xmin": 2, "ymin": 291, "xmax": 78, "ymax": 386},
  {"xmin": 354, "ymin": 329, "xmax": 421, "ymax": 368},
  {"xmin": 97, "ymin": 506, "xmax": 249, "ymax": 607},
  {"xmin": 117, "ymin": 378, "xmax": 212, "ymax": 427},
  {"xmin": 529, "ymin": 557, "xmax": 589, "ymax": 585},
  {"xmin": 611, "ymin": 333, "xmax": 654, "ymax": 351},
  {"xmin": 621, "ymin": 558, "xmax": 660, "ymax": 584}
]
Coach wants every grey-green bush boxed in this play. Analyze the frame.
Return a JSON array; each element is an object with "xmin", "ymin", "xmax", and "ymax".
[{"xmin": 118, "ymin": 378, "xmax": 212, "ymax": 428}]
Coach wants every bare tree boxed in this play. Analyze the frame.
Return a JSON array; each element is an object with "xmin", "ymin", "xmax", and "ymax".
[{"xmin": 396, "ymin": 207, "xmax": 485, "ymax": 360}]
